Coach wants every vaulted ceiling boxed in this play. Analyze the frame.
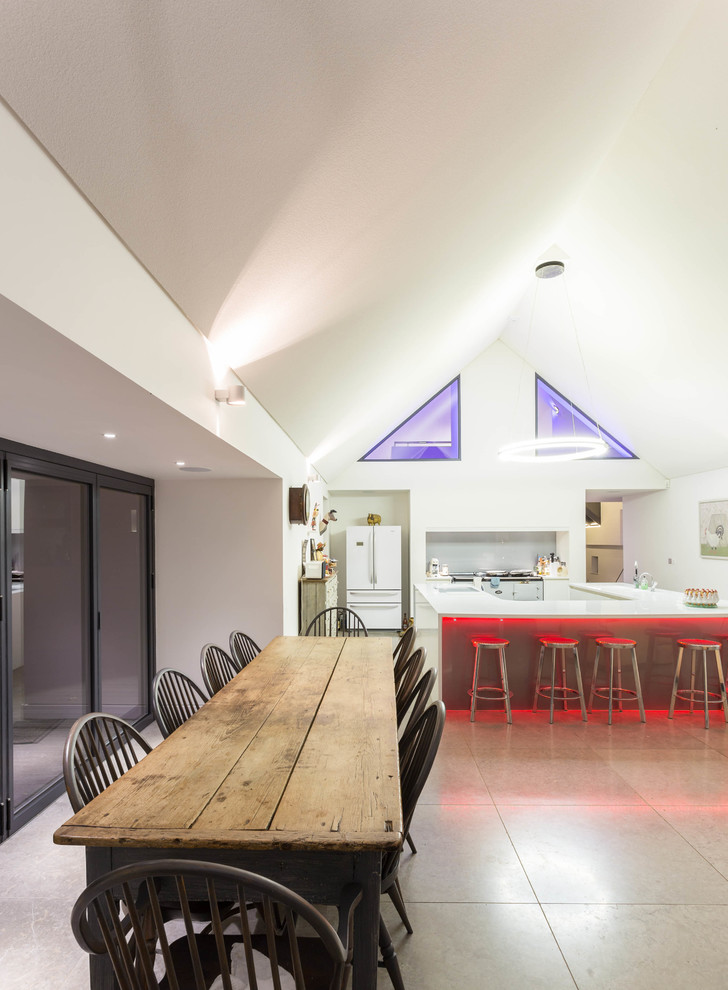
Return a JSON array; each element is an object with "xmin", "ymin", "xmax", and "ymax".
[{"xmin": 2, "ymin": 0, "xmax": 726, "ymax": 482}]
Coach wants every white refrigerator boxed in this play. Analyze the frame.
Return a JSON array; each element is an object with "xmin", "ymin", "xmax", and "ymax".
[{"xmin": 346, "ymin": 525, "xmax": 402, "ymax": 630}]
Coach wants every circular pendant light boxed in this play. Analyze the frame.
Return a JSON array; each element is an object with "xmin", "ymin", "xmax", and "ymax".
[{"xmin": 498, "ymin": 436, "xmax": 609, "ymax": 462}]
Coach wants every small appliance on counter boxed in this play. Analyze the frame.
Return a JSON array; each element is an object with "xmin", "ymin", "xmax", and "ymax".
[
  {"xmin": 450, "ymin": 570, "xmax": 544, "ymax": 600},
  {"xmin": 429, "ymin": 557, "xmax": 440, "ymax": 577},
  {"xmin": 305, "ymin": 561, "xmax": 326, "ymax": 579}
]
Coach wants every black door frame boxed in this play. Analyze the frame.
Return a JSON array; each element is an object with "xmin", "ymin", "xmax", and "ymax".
[{"xmin": 0, "ymin": 439, "xmax": 154, "ymax": 839}]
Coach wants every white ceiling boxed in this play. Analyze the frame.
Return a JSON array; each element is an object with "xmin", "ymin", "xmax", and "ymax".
[
  {"xmin": 2, "ymin": 0, "xmax": 727, "ymax": 481},
  {"xmin": 0, "ymin": 294, "xmax": 275, "ymax": 481}
]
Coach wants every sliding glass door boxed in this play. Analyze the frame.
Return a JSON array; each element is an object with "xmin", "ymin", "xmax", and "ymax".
[
  {"xmin": 98, "ymin": 485, "xmax": 150, "ymax": 721},
  {"xmin": 10, "ymin": 469, "xmax": 92, "ymax": 811},
  {"xmin": 0, "ymin": 444, "xmax": 154, "ymax": 840}
]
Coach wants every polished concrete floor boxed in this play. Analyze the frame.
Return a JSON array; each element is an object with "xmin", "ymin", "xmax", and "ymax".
[{"xmin": 4, "ymin": 710, "xmax": 728, "ymax": 988}]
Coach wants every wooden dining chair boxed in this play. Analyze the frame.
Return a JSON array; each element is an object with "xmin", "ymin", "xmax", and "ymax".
[
  {"xmin": 63, "ymin": 713, "xmax": 153, "ymax": 813},
  {"xmin": 395, "ymin": 646, "xmax": 426, "ymax": 723},
  {"xmin": 152, "ymin": 667, "xmax": 208, "ymax": 738},
  {"xmin": 71, "ymin": 859, "xmax": 362, "ymax": 990},
  {"xmin": 305, "ymin": 606, "xmax": 368, "ymax": 637},
  {"xmin": 398, "ymin": 666, "xmax": 437, "ymax": 734},
  {"xmin": 379, "ymin": 700, "xmax": 446, "ymax": 990},
  {"xmin": 229, "ymin": 629, "xmax": 261, "ymax": 669},
  {"xmin": 397, "ymin": 667, "xmax": 437, "ymax": 857},
  {"xmin": 200, "ymin": 643, "xmax": 239, "ymax": 695},
  {"xmin": 393, "ymin": 624, "xmax": 415, "ymax": 673}
]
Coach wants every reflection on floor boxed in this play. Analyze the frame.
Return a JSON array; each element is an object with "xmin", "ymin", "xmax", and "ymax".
[
  {"xmin": 5, "ymin": 712, "xmax": 728, "ymax": 989},
  {"xmin": 12, "ymin": 720, "xmax": 76, "ymax": 806}
]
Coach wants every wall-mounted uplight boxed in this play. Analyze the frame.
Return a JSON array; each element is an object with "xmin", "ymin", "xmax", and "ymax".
[{"xmin": 214, "ymin": 384, "xmax": 247, "ymax": 405}]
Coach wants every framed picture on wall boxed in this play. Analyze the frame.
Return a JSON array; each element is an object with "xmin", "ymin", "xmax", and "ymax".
[{"xmin": 699, "ymin": 499, "xmax": 728, "ymax": 558}]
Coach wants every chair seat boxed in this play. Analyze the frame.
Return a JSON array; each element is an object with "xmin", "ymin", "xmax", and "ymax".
[
  {"xmin": 472, "ymin": 637, "xmax": 509, "ymax": 648},
  {"xmin": 163, "ymin": 932, "xmax": 336, "ymax": 990},
  {"xmin": 677, "ymin": 638, "xmax": 721, "ymax": 648},
  {"xmin": 539, "ymin": 636, "xmax": 578, "ymax": 647},
  {"xmin": 595, "ymin": 638, "xmax": 637, "ymax": 648}
]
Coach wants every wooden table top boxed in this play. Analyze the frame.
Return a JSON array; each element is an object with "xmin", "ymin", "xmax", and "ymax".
[{"xmin": 54, "ymin": 636, "xmax": 402, "ymax": 852}]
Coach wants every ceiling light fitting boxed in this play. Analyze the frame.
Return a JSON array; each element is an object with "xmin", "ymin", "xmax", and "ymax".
[
  {"xmin": 535, "ymin": 260, "xmax": 565, "ymax": 279},
  {"xmin": 499, "ymin": 260, "xmax": 606, "ymax": 463},
  {"xmin": 214, "ymin": 384, "xmax": 246, "ymax": 405}
]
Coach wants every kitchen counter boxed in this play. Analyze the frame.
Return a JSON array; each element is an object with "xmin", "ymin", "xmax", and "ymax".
[
  {"xmin": 414, "ymin": 582, "xmax": 728, "ymax": 711},
  {"xmin": 415, "ymin": 581, "xmax": 728, "ymax": 617}
]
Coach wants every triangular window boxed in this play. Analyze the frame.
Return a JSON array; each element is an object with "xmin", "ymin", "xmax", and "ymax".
[
  {"xmin": 536, "ymin": 375, "xmax": 637, "ymax": 459},
  {"xmin": 361, "ymin": 377, "xmax": 461, "ymax": 461}
]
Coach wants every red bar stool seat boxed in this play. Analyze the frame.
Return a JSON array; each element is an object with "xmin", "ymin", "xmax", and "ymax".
[
  {"xmin": 588, "ymin": 638, "xmax": 646, "ymax": 725},
  {"xmin": 469, "ymin": 637, "xmax": 512, "ymax": 723},
  {"xmin": 668, "ymin": 638, "xmax": 728, "ymax": 729},
  {"xmin": 532, "ymin": 636, "xmax": 587, "ymax": 723}
]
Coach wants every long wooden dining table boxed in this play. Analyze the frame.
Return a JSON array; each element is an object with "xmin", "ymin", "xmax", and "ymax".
[{"xmin": 54, "ymin": 635, "xmax": 403, "ymax": 990}]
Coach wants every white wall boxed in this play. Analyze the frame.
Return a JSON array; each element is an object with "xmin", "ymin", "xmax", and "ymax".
[
  {"xmin": 155, "ymin": 478, "xmax": 283, "ymax": 681},
  {"xmin": 624, "ymin": 468, "xmax": 728, "ymax": 594}
]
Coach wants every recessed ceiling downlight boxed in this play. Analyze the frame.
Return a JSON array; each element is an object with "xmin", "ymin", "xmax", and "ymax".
[
  {"xmin": 535, "ymin": 260, "xmax": 565, "ymax": 279},
  {"xmin": 178, "ymin": 466, "xmax": 211, "ymax": 472},
  {"xmin": 103, "ymin": 432, "xmax": 117, "ymax": 439}
]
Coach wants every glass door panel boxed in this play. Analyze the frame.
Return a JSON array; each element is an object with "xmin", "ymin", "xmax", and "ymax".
[
  {"xmin": 10, "ymin": 470, "xmax": 91, "ymax": 808},
  {"xmin": 99, "ymin": 487, "xmax": 149, "ymax": 720}
]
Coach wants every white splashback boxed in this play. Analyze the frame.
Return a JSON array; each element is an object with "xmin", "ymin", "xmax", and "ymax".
[{"xmin": 426, "ymin": 530, "xmax": 557, "ymax": 573}]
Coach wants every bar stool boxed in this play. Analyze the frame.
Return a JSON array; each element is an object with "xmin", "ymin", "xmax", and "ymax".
[
  {"xmin": 588, "ymin": 638, "xmax": 646, "ymax": 725},
  {"xmin": 469, "ymin": 637, "xmax": 512, "ymax": 723},
  {"xmin": 668, "ymin": 638, "xmax": 728, "ymax": 729},
  {"xmin": 532, "ymin": 636, "xmax": 587, "ymax": 723}
]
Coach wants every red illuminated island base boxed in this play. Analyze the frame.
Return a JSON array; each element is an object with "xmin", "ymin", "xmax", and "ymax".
[{"xmin": 414, "ymin": 583, "xmax": 728, "ymax": 712}]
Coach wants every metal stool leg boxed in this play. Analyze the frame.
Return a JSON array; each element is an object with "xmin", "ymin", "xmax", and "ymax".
[
  {"xmin": 572, "ymin": 646, "xmax": 587, "ymax": 721},
  {"xmin": 533, "ymin": 644, "xmax": 545, "ymax": 712},
  {"xmin": 549, "ymin": 646, "xmax": 557, "ymax": 724},
  {"xmin": 630, "ymin": 647, "xmax": 646, "ymax": 723},
  {"xmin": 668, "ymin": 646, "xmax": 684, "ymax": 718},
  {"xmin": 470, "ymin": 646, "xmax": 481, "ymax": 722},
  {"xmin": 588, "ymin": 645, "xmax": 601, "ymax": 711},
  {"xmin": 616, "ymin": 649, "xmax": 624, "ymax": 712},
  {"xmin": 714, "ymin": 646, "xmax": 728, "ymax": 723},
  {"xmin": 689, "ymin": 653, "xmax": 697, "ymax": 713},
  {"xmin": 702, "ymin": 648, "xmax": 710, "ymax": 729},
  {"xmin": 560, "ymin": 648, "xmax": 569, "ymax": 711},
  {"xmin": 499, "ymin": 646, "xmax": 512, "ymax": 725},
  {"xmin": 607, "ymin": 647, "xmax": 615, "ymax": 726}
]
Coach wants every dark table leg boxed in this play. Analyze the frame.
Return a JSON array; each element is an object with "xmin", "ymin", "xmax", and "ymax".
[
  {"xmin": 86, "ymin": 847, "xmax": 115, "ymax": 990},
  {"xmin": 351, "ymin": 850, "xmax": 383, "ymax": 990}
]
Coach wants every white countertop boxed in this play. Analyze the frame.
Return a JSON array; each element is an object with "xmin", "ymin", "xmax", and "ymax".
[{"xmin": 415, "ymin": 581, "xmax": 728, "ymax": 618}]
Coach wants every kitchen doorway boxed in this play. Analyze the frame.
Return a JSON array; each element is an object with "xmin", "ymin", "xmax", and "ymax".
[{"xmin": 586, "ymin": 498, "xmax": 624, "ymax": 582}]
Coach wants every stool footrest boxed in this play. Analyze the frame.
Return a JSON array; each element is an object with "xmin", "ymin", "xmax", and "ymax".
[
  {"xmin": 469, "ymin": 686, "xmax": 511, "ymax": 701},
  {"xmin": 592, "ymin": 687, "xmax": 639, "ymax": 700},
  {"xmin": 674, "ymin": 688, "xmax": 724, "ymax": 705},
  {"xmin": 535, "ymin": 685, "xmax": 582, "ymax": 700}
]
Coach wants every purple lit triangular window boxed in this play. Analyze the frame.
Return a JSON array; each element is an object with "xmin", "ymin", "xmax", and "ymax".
[
  {"xmin": 360, "ymin": 378, "xmax": 461, "ymax": 461},
  {"xmin": 536, "ymin": 376, "xmax": 636, "ymax": 459}
]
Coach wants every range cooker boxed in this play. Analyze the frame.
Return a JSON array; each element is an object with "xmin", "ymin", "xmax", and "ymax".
[{"xmin": 449, "ymin": 570, "xmax": 544, "ymax": 601}]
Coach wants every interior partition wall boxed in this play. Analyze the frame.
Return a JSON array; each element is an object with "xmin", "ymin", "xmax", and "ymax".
[{"xmin": 0, "ymin": 441, "xmax": 154, "ymax": 840}]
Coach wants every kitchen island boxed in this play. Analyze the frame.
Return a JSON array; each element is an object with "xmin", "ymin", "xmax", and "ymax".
[{"xmin": 414, "ymin": 582, "xmax": 728, "ymax": 711}]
